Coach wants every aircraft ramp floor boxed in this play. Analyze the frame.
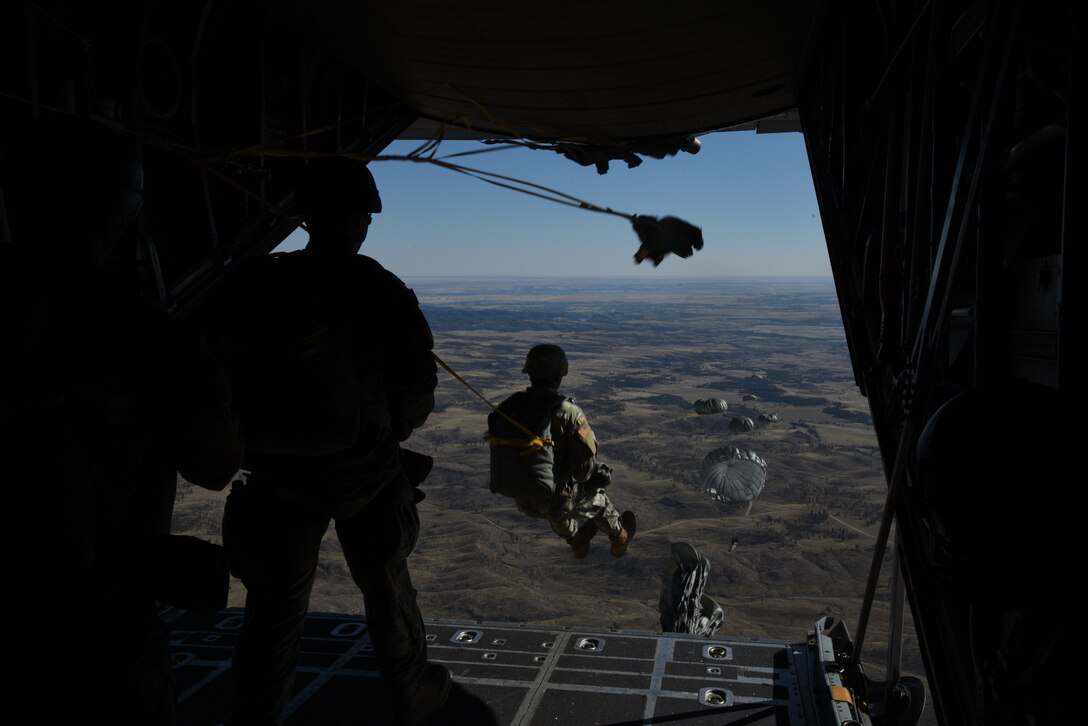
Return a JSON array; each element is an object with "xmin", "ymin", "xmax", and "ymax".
[{"xmin": 168, "ymin": 607, "xmax": 855, "ymax": 725}]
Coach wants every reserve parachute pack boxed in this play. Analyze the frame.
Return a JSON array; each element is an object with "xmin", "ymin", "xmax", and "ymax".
[
  {"xmin": 213, "ymin": 251, "xmax": 386, "ymax": 457},
  {"xmin": 487, "ymin": 391, "xmax": 567, "ymax": 500}
]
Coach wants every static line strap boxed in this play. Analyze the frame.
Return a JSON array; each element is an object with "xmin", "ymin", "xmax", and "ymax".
[
  {"xmin": 829, "ymin": 685, "xmax": 854, "ymax": 704},
  {"xmin": 484, "ymin": 435, "xmax": 554, "ymax": 456},
  {"xmin": 432, "ymin": 352, "xmax": 554, "ymax": 452}
]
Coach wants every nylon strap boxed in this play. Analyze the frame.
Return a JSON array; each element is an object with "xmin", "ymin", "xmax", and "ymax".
[{"xmin": 432, "ymin": 352, "xmax": 554, "ymax": 453}]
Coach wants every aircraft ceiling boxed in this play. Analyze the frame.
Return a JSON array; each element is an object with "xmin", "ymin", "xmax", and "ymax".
[
  {"xmin": 278, "ymin": 0, "xmax": 818, "ymax": 145},
  {"xmin": 3, "ymin": 0, "xmax": 815, "ymax": 305}
]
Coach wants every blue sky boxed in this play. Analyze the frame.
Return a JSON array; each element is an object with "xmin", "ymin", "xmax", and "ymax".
[{"xmin": 277, "ymin": 130, "xmax": 830, "ymax": 278}]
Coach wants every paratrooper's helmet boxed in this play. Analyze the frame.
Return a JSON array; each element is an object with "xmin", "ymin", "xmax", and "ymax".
[
  {"xmin": 295, "ymin": 155, "xmax": 382, "ymax": 216},
  {"xmin": 523, "ymin": 344, "xmax": 568, "ymax": 379}
]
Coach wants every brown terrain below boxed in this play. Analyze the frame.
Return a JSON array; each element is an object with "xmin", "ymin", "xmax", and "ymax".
[{"xmin": 173, "ymin": 276, "xmax": 933, "ymax": 718}]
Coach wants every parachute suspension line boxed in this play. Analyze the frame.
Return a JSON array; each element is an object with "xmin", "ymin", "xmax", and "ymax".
[
  {"xmin": 386, "ymin": 153, "xmax": 633, "ymax": 220},
  {"xmin": 227, "ymin": 121, "xmax": 362, "ymax": 162},
  {"xmin": 431, "ymin": 352, "xmax": 554, "ymax": 454},
  {"xmin": 224, "ymin": 128, "xmax": 705, "ymax": 267},
  {"xmin": 383, "ymin": 143, "xmax": 705, "ymax": 266},
  {"xmin": 226, "ymin": 134, "xmax": 640, "ymax": 222},
  {"xmin": 219, "ymin": 145, "xmax": 631, "ymax": 224}
]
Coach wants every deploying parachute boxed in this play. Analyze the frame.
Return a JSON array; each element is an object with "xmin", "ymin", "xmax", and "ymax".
[
  {"xmin": 659, "ymin": 542, "xmax": 723, "ymax": 636},
  {"xmin": 693, "ymin": 398, "xmax": 728, "ymax": 415},
  {"xmin": 699, "ymin": 445, "xmax": 767, "ymax": 505},
  {"xmin": 729, "ymin": 415, "xmax": 755, "ymax": 433}
]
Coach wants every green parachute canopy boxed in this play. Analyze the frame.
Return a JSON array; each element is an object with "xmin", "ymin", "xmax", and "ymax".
[
  {"xmin": 699, "ymin": 445, "xmax": 767, "ymax": 504},
  {"xmin": 729, "ymin": 415, "xmax": 755, "ymax": 433},
  {"xmin": 693, "ymin": 398, "xmax": 728, "ymax": 415}
]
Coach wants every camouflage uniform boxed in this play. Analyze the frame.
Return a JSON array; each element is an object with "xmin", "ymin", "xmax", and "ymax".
[{"xmin": 507, "ymin": 388, "xmax": 624, "ymax": 540}]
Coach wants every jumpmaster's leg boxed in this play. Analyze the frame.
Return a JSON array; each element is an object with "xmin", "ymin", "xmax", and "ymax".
[
  {"xmin": 337, "ymin": 473, "xmax": 451, "ymax": 725},
  {"xmin": 223, "ymin": 483, "xmax": 330, "ymax": 725}
]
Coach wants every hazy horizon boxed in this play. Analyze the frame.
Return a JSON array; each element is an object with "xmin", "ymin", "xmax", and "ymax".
[{"xmin": 398, "ymin": 273, "xmax": 836, "ymax": 280}]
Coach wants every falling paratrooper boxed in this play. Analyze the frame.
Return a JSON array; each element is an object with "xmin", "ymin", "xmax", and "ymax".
[{"xmin": 659, "ymin": 542, "xmax": 724, "ymax": 637}]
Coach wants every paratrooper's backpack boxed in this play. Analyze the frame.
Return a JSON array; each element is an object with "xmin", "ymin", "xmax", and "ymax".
[{"xmin": 487, "ymin": 390, "xmax": 567, "ymax": 500}]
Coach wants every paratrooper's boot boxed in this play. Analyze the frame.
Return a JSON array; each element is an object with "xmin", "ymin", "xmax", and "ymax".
[
  {"xmin": 609, "ymin": 511, "xmax": 637, "ymax": 558},
  {"xmin": 567, "ymin": 519, "xmax": 599, "ymax": 559}
]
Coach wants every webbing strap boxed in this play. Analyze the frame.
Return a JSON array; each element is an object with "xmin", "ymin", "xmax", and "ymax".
[
  {"xmin": 432, "ymin": 352, "xmax": 554, "ymax": 453},
  {"xmin": 485, "ymin": 436, "xmax": 553, "ymax": 456}
]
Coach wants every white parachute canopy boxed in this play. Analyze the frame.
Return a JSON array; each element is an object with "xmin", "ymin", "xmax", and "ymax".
[
  {"xmin": 693, "ymin": 398, "xmax": 728, "ymax": 415},
  {"xmin": 699, "ymin": 445, "xmax": 767, "ymax": 503}
]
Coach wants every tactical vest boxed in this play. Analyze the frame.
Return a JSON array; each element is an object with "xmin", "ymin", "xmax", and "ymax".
[{"xmin": 487, "ymin": 390, "xmax": 568, "ymax": 500}]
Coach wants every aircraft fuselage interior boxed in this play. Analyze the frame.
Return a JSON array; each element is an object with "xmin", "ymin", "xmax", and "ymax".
[{"xmin": 2, "ymin": 2, "xmax": 1072, "ymax": 725}]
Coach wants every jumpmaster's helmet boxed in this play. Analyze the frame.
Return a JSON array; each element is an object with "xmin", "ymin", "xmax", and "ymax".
[
  {"xmin": 523, "ymin": 344, "xmax": 568, "ymax": 379},
  {"xmin": 295, "ymin": 155, "xmax": 382, "ymax": 216}
]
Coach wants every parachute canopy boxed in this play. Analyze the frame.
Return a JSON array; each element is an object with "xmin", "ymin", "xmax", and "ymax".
[
  {"xmin": 742, "ymin": 394, "xmax": 759, "ymax": 401},
  {"xmin": 693, "ymin": 398, "xmax": 728, "ymax": 415},
  {"xmin": 699, "ymin": 445, "xmax": 767, "ymax": 503},
  {"xmin": 758, "ymin": 412, "xmax": 779, "ymax": 422},
  {"xmin": 729, "ymin": 415, "xmax": 755, "ymax": 433}
]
